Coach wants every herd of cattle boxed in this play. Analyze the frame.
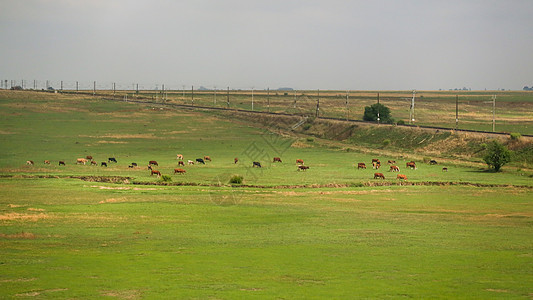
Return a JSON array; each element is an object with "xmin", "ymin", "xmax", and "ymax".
[{"xmin": 25, "ymin": 154, "xmax": 446, "ymax": 181}]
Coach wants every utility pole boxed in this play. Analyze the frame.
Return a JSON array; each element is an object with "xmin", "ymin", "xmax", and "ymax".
[
  {"xmin": 455, "ymin": 95, "xmax": 458, "ymax": 130},
  {"xmin": 345, "ymin": 90, "xmax": 349, "ymax": 120},
  {"xmin": 293, "ymin": 90, "xmax": 297, "ymax": 108},
  {"xmin": 227, "ymin": 87, "xmax": 230, "ymax": 108},
  {"xmin": 113, "ymin": 82, "xmax": 115, "ymax": 98},
  {"xmin": 136, "ymin": 84, "xmax": 139, "ymax": 96},
  {"xmin": 267, "ymin": 88, "xmax": 270, "ymax": 112},
  {"xmin": 409, "ymin": 90, "xmax": 416, "ymax": 124},
  {"xmin": 378, "ymin": 93, "xmax": 380, "ymax": 125},
  {"xmin": 191, "ymin": 85, "xmax": 194, "ymax": 106},
  {"xmin": 34, "ymin": 80, "xmax": 36, "ymax": 90},
  {"xmin": 214, "ymin": 86, "xmax": 217, "ymax": 105},
  {"xmin": 60, "ymin": 80, "xmax": 63, "ymax": 92},
  {"xmin": 492, "ymin": 95, "xmax": 496, "ymax": 132},
  {"xmin": 76, "ymin": 81, "xmax": 79, "ymax": 92},
  {"xmin": 316, "ymin": 89, "xmax": 320, "ymax": 117},
  {"xmin": 93, "ymin": 81, "xmax": 96, "ymax": 96},
  {"xmin": 251, "ymin": 87, "xmax": 254, "ymax": 111}
]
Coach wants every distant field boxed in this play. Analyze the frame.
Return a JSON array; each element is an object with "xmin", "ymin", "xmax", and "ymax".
[
  {"xmin": 66, "ymin": 89, "xmax": 533, "ymax": 135},
  {"xmin": 0, "ymin": 90, "xmax": 532, "ymax": 298}
]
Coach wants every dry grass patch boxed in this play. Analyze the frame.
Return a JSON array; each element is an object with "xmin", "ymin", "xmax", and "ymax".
[
  {"xmin": 0, "ymin": 232, "xmax": 37, "ymax": 239},
  {"xmin": 100, "ymin": 289, "xmax": 142, "ymax": 299},
  {"xmin": 0, "ymin": 212, "xmax": 50, "ymax": 222}
]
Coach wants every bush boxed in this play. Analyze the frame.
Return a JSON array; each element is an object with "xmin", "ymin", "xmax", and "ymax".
[
  {"xmin": 510, "ymin": 132, "xmax": 522, "ymax": 140},
  {"xmin": 303, "ymin": 124, "xmax": 312, "ymax": 131},
  {"xmin": 363, "ymin": 103, "xmax": 393, "ymax": 124},
  {"xmin": 160, "ymin": 175, "xmax": 172, "ymax": 182},
  {"xmin": 382, "ymin": 139, "xmax": 391, "ymax": 146},
  {"xmin": 229, "ymin": 175, "xmax": 243, "ymax": 184},
  {"xmin": 397, "ymin": 120, "xmax": 405, "ymax": 125},
  {"xmin": 483, "ymin": 140, "xmax": 511, "ymax": 172},
  {"xmin": 306, "ymin": 137, "xmax": 314, "ymax": 142}
]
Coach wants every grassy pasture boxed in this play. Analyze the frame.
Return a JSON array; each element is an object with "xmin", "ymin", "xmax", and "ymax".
[{"xmin": 0, "ymin": 91, "xmax": 532, "ymax": 298}]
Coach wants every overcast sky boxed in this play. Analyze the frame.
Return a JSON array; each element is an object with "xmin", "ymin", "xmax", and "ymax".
[{"xmin": 1, "ymin": 0, "xmax": 532, "ymax": 90}]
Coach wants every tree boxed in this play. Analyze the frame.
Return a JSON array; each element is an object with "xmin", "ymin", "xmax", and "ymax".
[
  {"xmin": 483, "ymin": 140, "xmax": 511, "ymax": 172},
  {"xmin": 363, "ymin": 103, "xmax": 393, "ymax": 124}
]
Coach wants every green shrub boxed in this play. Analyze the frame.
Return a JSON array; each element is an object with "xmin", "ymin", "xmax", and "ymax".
[
  {"xmin": 510, "ymin": 132, "xmax": 522, "ymax": 140},
  {"xmin": 229, "ymin": 175, "xmax": 243, "ymax": 185},
  {"xmin": 397, "ymin": 120, "xmax": 406, "ymax": 125},
  {"xmin": 382, "ymin": 139, "xmax": 391, "ymax": 146},
  {"xmin": 363, "ymin": 103, "xmax": 393, "ymax": 124},
  {"xmin": 306, "ymin": 137, "xmax": 314, "ymax": 142},
  {"xmin": 303, "ymin": 124, "xmax": 312, "ymax": 131},
  {"xmin": 483, "ymin": 140, "xmax": 511, "ymax": 172},
  {"xmin": 160, "ymin": 175, "xmax": 172, "ymax": 182}
]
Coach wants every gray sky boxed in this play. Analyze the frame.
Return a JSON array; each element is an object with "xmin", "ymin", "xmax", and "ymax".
[{"xmin": 1, "ymin": 0, "xmax": 532, "ymax": 90}]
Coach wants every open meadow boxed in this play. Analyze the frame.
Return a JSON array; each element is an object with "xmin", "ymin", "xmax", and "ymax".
[{"xmin": 0, "ymin": 90, "xmax": 532, "ymax": 298}]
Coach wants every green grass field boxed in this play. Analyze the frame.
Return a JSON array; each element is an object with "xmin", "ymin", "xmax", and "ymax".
[{"xmin": 1, "ymin": 91, "xmax": 532, "ymax": 298}]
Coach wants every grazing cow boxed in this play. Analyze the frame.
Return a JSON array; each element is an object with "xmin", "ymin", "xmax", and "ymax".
[
  {"xmin": 397, "ymin": 174, "xmax": 407, "ymax": 180},
  {"xmin": 196, "ymin": 158, "xmax": 205, "ymax": 164},
  {"xmin": 174, "ymin": 168, "xmax": 186, "ymax": 174},
  {"xmin": 372, "ymin": 161, "xmax": 381, "ymax": 169},
  {"xmin": 357, "ymin": 163, "xmax": 366, "ymax": 169},
  {"xmin": 147, "ymin": 165, "xmax": 152, "ymax": 170},
  {"xmin": 101, "ymin": 162, "xmax": 107, "ymax": 167},
  {"xmin": 374, "ymin": 172, "xmax": 385, "ymax": 179},
  {"xmin": 108, "ymin": 157, "xmax": 117, "ymax": 163},
  {"xmin": 178, "ymin": 161, "xmax": 185, "ymax": 166},
  {"xmin": 406, "ymin": 162, "xmax": 416, "ymax": 169},
  {"xmin": 187, "ymin": 160, "xmax": 195, "ymax": 165},
  {"xmin": 59, "ymin": 161, "xmax": 66, "ymax": 166},
  {"xmin": 44, "ymin": 160, "xmax": 51, "ymax": 164},
  {"xmin": 204, "ymin": 156, "xmax": 211, "ymax": 162},
  {"xmin": 131, "ymin": 162, "xmax": 137, "ymax": 167},
  {"xmin": 76, "ymin": 158, "xmax": 88, "ymax": 165},
  {"xmin": 90, "ymin": 160, "xmax": 97, "ymax": 166},
  {"xmin": 150, "ymin": 170, "xmax": 161, "ymax": 177},
  {"xmin": 442, "ymin": 167, "xmax": 448, "ymax": 172},
  {"xmin": 389, "ymin": 165, "xmax": 400, "ymax": 172},
  {"xmin": 372, "ymin": 158, "xmax": 380, "ymax": 163},
  {"xmin": 149, "ymin": 160, "xmax": 158, "ymax": 166},
  {"xmin": 128, "ymin": 165, "xmax": 134, "ymax": 168},
  {"xmin": 429, "ymin": 160, "xmax": 438, "ymax": 165},
  {"xmin": 273, "ymin": 157, "xmax": 282, "ymax": 163},
  {"xmin": 387, "ymin": 160, "xmax": 396, "ymax": 164},
  {"xmin": 86, "ymin": 155, "xmax": 93, "ymax": 160},
  {"xmin": 252, "ymin": 161, "xmax": 262, "ymax": 168},
  {"xmin": 298, "ymin": 165, "xmax": 309, "ymax": 171},
  {"xmin": 234, "ymin": 157, "xmax": 239, "ymax": 164},
  {"xmin": 176, "ymin": 154, "xmax": 183, "ymax": 160},
  {"xmin": 296, "ymin": 159, "xmax": 304, "ymax": 165},
  {"xmin": 26, "ymin": 160, "xmax": 34, "ymax": 165}
]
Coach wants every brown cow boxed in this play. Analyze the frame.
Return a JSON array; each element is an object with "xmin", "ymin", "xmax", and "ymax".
[
  {"xmin": 176, "ymin": 154, "xmax": 183, "ymax": 160},
  {"xmin": 86, "ymin": 155, "xmax": 93, "ymax": 160},
  {"xmin": 298, "ymin": 165, "xmax": 309, "ymax": 171},
  {"xmin": 296, "ymin": 159, "xmax": 304, "ymax": 165},
  {"xmin": 174, "ymin": 168, "xmax": 186, "ymax": 174},
  {"xmin": 59, "ymin": 161, "xmax": 66, "ymax": 166},
  {"xmin": 178, "ymin": 161, "xmax": 185, "ymax": 166},
  {"xmin": 372, "ymin": 158, "xmax": 380, "ymax": 163},
  {"xmin": 204, "ymin": 156, "xmax": 211, "ymax": 161},
  {"xmin": 374, "ymin": 172, "xmax": 385, "ymax": 179},
  {"xmin": 406, "ymin": 161, "xmax": 416, "ymax": 169},
  {"xmin": 387, "ymin": 160, "xmax": 396, "ymax": 164},
  {"xmin": 26, "ymin": 160, "xmax": 34, "ymax": 165},
  {"xmin": 397, "ymin": 174, "xmax": 407, "ymax": 180},
  {"xmin": 357, "ymin": 162, "xmax": 366, "ymax": 169},
  {"xmin": 150, "ymin": 170, "xmax": 161, "ymax": 177},
  {"xmin": 442, "ymin": 167, "xmax": 448, "ymax": 172},
  {"xmin": 76, "ymin": 158, "xmax": 88, "ymax": 165},
  {"xmin": 91, "ymin": 160, "xmax": 97, "ymax": 166},
  {"xmin": 273, "ymin": 157, "xmax": 282, "ymax": 163},
  {"xmin": 149, "ymin": 160, "xmax": 158, "ymax": 166},
  {"xmin": 188, "ymin": 160, "xmax": 195, "ymax": 165},
  {"xmin": 372, "ymin": 161, "xmax": 381, "ymax": 169},
  {"xmin": 44, "ymin": 160, "xmax": 51, "ymax": 165},
  {"xmin": 389, "ymin": 165, "xmax": 400, "ymax": 172},
  {"xmin": 234, "ymin": 157, "xmax": 239, "ymax": 164}
]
